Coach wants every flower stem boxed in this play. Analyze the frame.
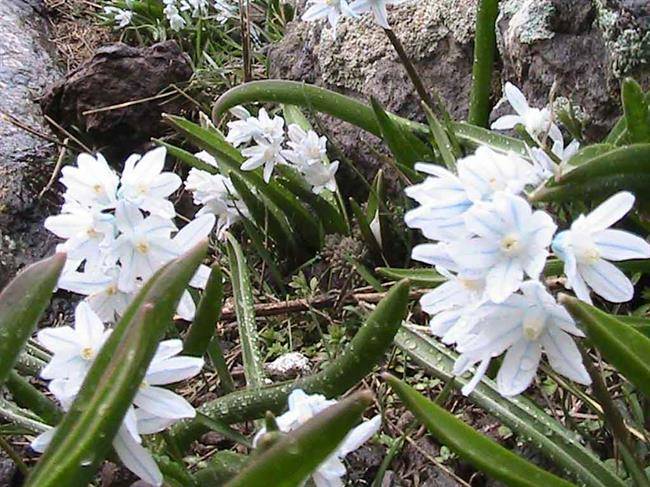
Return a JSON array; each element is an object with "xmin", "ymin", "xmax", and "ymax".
[
  {"xmin": 468, "ymin": 0, "xmax": 499, "ymax": 127},
  {"xmin": 383, "ymin": 28, "xmax": 444, "ymax": 116},
  {"xmin": 577, "ymin": 343, "xmax": 650, "ymax": 486}
]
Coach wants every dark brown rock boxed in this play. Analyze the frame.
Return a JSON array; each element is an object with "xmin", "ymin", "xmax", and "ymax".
[{"xmin": 41, "ymin": 41, "xmax": 193, "ymax": 159}]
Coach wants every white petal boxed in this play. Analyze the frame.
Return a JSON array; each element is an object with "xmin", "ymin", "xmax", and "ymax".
[
  {"xmin": 30, "ymin": 427, "xmax": 56, "ymax": 453},
  {"xmin": 174, "ymin": 214, "xmax": 216, "ymax": 249},
  {"xmin": 490, "ymin": 115, "xmax": 522, "ymax": 130},
  {"xmin": 37, "ymin": 326, "xmax": 79, "ymax": 356},
  {"xmin": 113, "ymin": 427, "xmax": 163, "ymax": 486},
  {"xmin": 580, "ymin": 259, "xmax": 634, "ymax": 303},
  {"xmin": 146, "ymin": 356, "xmax": 204, "ymax": 385},
  {"xmin": 486, "ymin": 259, "xmax": 523, "ymax": 303},
  {"xmin": 136, "ymin": 409, "xmax": 176, "ymax": 435},
  {"xmin": 175, "ymin": 291, "xmax": 196, "ymax": 321},
  {"xmin": 541, "ymin": 328, "xmax": 590, "ymax": 385},
  {"xmin": 460, "ymin": 358, "xmax": 490, "ymax": 396},
  {"xmin": 496, "ymin": 339, "xmax": 542, "ymax": 396},
  {"xmin": 593, "ymin": 229, "xmax": 650, "ymax": 261},
  {"xmin": 74, "ymin": 302, "xmax": 106, "ymax": 348},
  {"xmin": 338, "ymin": 415, "xmax": 381, "ymax": 456},
  {"xmin": 153, "ymin": 339, "xmax": 184, "ymax": 362},
  {"xmin": 583, "ymin": 192, "xmax": 635, "ymax": 231},
  {"xmin": 134, "ymin": 386, "xmax": 196, "ymax": 419},
  {"xmin": 504, "ymin": 82, "xmax": 530, "ymax": 115},
  {"xmin": 411, "ymin": 243, "xmax": 457, "ymax": 270}
]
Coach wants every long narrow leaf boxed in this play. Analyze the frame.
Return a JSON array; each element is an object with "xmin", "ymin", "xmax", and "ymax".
[
  {"xmin": 211, "ymin": 81, "xmax": 528, "ymax": 156},
  {"xmin": 560, "ymin": 295, "xmax": 650, "ymax": 397},
  {"xmin": 394, "ymin": 326, "xmax": 625, "ymax": 487},
  {"xmin": 385, "ymin": 374, "xmax": 576, "ymax": 487},
  {"xmin": 622, "ymin": 78, "xmax": 650, "ymax": 144},
  {"xmin": 0, "ymin": 253, "xmax": 65, "ymax": 386},
  {"xmin": 226, "ymin": 391, "xmax": 373, "ymax": 487},
  {"xmin": 226, "ymin": 233, "xmax": 265, "ymax": 388}
]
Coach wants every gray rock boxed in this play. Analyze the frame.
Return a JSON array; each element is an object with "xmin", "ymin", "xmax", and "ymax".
[
  {"xmin": 268, "ymin": 0, "xmax": 649, "ymax": 174},
  {"xmin": 0, "ymin": 0, "xmax": 62, "ymax": 287}
]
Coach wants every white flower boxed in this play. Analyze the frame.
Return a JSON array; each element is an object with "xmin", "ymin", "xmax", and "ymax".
[
  {"xmin": 552, "ymin": 192, "xmax": 650, "ymax": 304},
  {"xmin": 302, "ymin": 0, "xmax": 355, "ymax": 33},
  {"xmin": 350, "ymin": 0, "xmax": 400, "ymax": 29},
  {"xmin": 180, "ymin": 0, "xmax": 209, "ymax": 16},
  {"xmin": 60, "ymin": 153, "xmax": 119, "ymax": 210},
  {"xmin": 404, "ymin": 164, "xmax": 474, "ymax": 242},
  {"xmin": 58, "ymin": 268, "xmax": 132, "ymax": 323},
  {"xmin": 44, "ymin": 206, "xmax": 115, "ymax": 270},
  {"xmin": 491, "ymin": 82, "xmax": 563, "ymax": 146},
  {"xmin": 37, "ymin": 302, "xmax": 111, "ymax": 382},
  {"xmin": 164, "ymin": 2, "xmax": 187, "ymax": 30},
  {"xmin": 185, "ymin": 167, "xmax": 246, "ymax": 238},
  {"xmin": 456, "ymin": 146, "xmax": 538, "ymax": 202},
  {"xmin": 254, "ymin": 389, "xmax": 381, "ymax": 486},
  {"xmin": 118, "ymin": 147, "xmax": 182, "ymax": 219},
  {"xmin": 132, "ymin": 339, "xmax": 203, "ymax": 420},
  {"xmin": 103, "ymin": 7, "xmax": 134, "ymax": 28},
  {"xmin": 301, "ymin": 160, "xmax": 340, "ymax": 194},
  {"xmin": 529, "ymin": 139, "xmax": 580, "ymax": 182},
  {"xmin": 226, "ymin": 108, "xmax": 284, "ymax": 147},
  {"xmin": 454, "ymin": 281, "xmax": 590, "ymax": 396},
  {"xmin": 404, "ymin": 149, "xmax": 537, "ymax": 242},
  {"xmin": 112, "ymin": 202, "xmax": 178, "ymax": 292},
  {"xmin": 281, "ymin": 125, "xmax": 328, "ymax": 167},
  {"xmin": 450, "ymin": 192, "xmax": 556, "ymax": 303},
  {"xmin": 241, "ymin": 138, "xmax": 287, "ymax": 183}
]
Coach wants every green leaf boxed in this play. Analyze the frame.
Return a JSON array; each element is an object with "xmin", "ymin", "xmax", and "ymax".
[
  {"xmin": 5, "ymin": 371, "xmax": 61, "ymax": 425},
  {"xmin": 616, "ymin": 315, "xmax": 650, "ymax": 338},
  {"xmin": 385, "ymin": 373, "xmax": 577, "ymax": 487},
  {"xmin": 370, "ymin": 97, "xmax": 432, "ymax": 169},
  {"xmin": 394, "ymin": 327, "xmax": 625, "ymax": 487},
  {"xmin": 565, "ymin": 144, "xmax": 615, "ymax": 167},
  {"xmin": 376, "ymin": 267, "xmax": 445, "ymax": 287},
  {"xmin": 226, "ymin": 233, "xmax": 265, "ymax": 388},
  {"xmin": 171, "ymin": 279, "xmax": 410, "ymax": 449},
  {"xmin": 560, "ymin": 295, "xmax": 650, "ymax": 397},
  {"xmin": 423, "ymin": 104, "xmax": 457, "ymax": 169},
  {"xmin": 225, "ymin": 391, "xmax": 373, "ymax": 487},
  {"xmin": 182, "ymin": 265, "xmax": 235, "ymax": 393},
  {"xmin": 211, "ymin": 81, "xmax": 528, "ymax": 156},
  {"xmin": 194, "ymin": 451, "xmax": 249, "ymax": 486},
  {"xmin": 622, "ymin": 78, "xmax": 650, "ymax": 144},
  {"xmin": 532, "ymin": 144, "xmax": 650, "ymax": 204},
  {"xmin": 0, "ymin": 253, "xmax": 65, "ymax": 386},
  {"xmin": 25, "ymin": 242, "xmax": 207, "ymax": 487}
]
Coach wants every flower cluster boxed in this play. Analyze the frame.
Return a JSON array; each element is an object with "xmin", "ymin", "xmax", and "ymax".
[
  {"xmin": 254, "ymin": 389, "xmax": 381, "ymax": 486},
  {"xmin": 102, "ymin": 0, "xmax": 236, "ymax": 32},
  {"xmin": 406, "ymin": 86, "xmax": 650, "ymax": 397},
  {"xmin": 184, "ymin": 150, "xmax": 249, "ymax": 239},
  {"xmin": 31, "ymin": 302, "xmax": 203, "ymax": 486},
  {"xmin": 225, "ymin": 107, "xmax": 340, "ymax": 192},
  {"xmin": 44, "ymin": 147, "xmax": 215, "ymax": 323},
  {"xmin": 302, "ymin": 0, "xmax": 401, "ymax": 32}
]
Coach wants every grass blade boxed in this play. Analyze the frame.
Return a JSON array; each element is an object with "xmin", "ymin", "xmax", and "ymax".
[
  {"xmin": 394, "ymin": 326, "xmax": 626, "ymax": 487},
  {"xmin": 226, "ymin": 233, "xmax": 265, "ymax": 388},
  {"xmin": 0, "ymin": 253, "xmax": 65, "ymax": 386},
  {"xmin": 385, "ymin": 373, "xmax": 576, "ymax": 487}
]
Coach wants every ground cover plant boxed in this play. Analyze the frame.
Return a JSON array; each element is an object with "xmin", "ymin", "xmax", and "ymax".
[{"xmin": 1, "ymin": 0, "xmax": 650, "ymax": 486}]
